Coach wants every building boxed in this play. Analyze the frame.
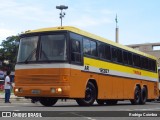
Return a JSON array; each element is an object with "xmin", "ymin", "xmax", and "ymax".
[{"xmin": 127, "ymin": 43, "xmax": 160, "ymax": 66}]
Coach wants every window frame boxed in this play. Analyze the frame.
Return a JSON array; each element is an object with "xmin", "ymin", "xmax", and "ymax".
[
  {"xmin": 83, "ymin": 37, "xmax": 98, "ymax": 58},
  {"xmin": 98, "ymin": 42, "xmax": 111, "ymax": 61},
  {"xmin": 111, "ymin": 46, "xmax": 123, "ymax": 64},
  {"xmin": 18, "ymin": 31, "xmax": 69, "ymax": 64},
  {"xmin": 69, "ymin": 32, "xmax": 83, "ymax": 65}
]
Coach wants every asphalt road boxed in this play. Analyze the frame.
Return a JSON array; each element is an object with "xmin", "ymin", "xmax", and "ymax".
[{"xmin": 0, "ymin": 99, "xmax": 160, "ymax": 120}]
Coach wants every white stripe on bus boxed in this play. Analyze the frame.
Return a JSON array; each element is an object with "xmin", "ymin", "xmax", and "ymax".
[{"xmin": 15, "ymin": 64, "xmax": 158, "ymax": 82}]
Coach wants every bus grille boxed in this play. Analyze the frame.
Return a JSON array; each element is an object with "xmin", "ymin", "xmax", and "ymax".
[{"xmin": 15, "ymin": 75, "xmax": 60, "ymax": 84}]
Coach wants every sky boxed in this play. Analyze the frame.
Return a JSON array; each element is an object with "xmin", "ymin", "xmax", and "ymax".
[{"xmin": 0, "ymin": 0, "xmax": 160, "ymax": 45}]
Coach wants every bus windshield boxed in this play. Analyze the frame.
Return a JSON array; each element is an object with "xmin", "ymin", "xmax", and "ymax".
[{"xmin": 17, "ymin": 34, "xmax": 67, "ymax": 63}]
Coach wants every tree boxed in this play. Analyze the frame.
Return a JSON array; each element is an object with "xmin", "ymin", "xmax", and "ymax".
[{"xmin": 0, "ymin": 35, "xmax": 20, "ymax": 71}]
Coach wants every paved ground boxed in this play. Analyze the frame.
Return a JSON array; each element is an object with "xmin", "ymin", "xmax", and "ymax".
[
  {"xmin": 0, "ymin": 92, "xmax": 160, "ymax": 120},
  {"xmin": 0, "ymin": 97, "xmax": 160, "ymax": 120},
  {"xmin": 0, "ymin": 93, "xmax": 28, "ymax": 103}
]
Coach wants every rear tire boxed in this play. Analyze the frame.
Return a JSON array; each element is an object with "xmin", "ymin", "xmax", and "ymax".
[
  {"xmin": 140, "ymin": 87, "xmax": 147, "ymax": 105},
  {"xmin": 130, "ymin": 86, "xmax": 141, "ymax": 105},
  {"xmin": 39, "ymin": 98, "xmax": 58, "ymax": 106},
  {"xmin": 76, "ymin": 82, "xmax": 97, "ymax": 106}
]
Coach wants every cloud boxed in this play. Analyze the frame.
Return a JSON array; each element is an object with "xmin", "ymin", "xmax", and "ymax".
[
  {"xmin": 67, "ymin": 15, "xmax": 112, "ymax": 28},
  {"xmin": 0, "ymin": 0, "xmax": 18, "ymax": 9},
  {"xmin": 0, "ymin": 0, "xmax": 58, "ymax": 23},
  {"xmin": 0, "ymin": 0, "xmax": 115, "ymax": 42},
  {"xmin": 0, "ymin": 28, "xmax": 16, "ymax": 41},
  {"xmin": 0, "ymin": 1, "xmax": 57, "ymax": 36},
  {"xmin": 65, "ymin": 7, "xmax": 114, "ymax": 29}
]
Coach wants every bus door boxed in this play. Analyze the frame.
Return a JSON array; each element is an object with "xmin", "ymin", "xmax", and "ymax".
[{"xmin": 69, "ymin": 32, "xmax": 83, "ymax": 97}]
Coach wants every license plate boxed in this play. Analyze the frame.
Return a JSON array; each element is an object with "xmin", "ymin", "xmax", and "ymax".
[{"xmin": 31, "ymin": 90, "xmax": 40, "ymax": 94}]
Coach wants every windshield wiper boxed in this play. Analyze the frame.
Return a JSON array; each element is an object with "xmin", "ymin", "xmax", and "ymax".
[{"xmin": 24, "ymin": 48, "xmax": 37, "ymax": 64}]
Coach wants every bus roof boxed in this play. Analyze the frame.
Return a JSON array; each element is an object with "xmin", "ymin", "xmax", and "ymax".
[{"xmin": 24, "ymin": 26, "xmax": 157, "ymax": 60}]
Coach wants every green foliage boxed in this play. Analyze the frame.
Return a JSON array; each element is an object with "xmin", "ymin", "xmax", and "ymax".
[{"xmin": 0, "ymin": 35, "xmax": 20, "ymax": 71}]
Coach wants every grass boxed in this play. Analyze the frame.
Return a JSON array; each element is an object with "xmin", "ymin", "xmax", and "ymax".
[{"xmin": 0, "ymin": 90, "xmax": 4, "ymax": 94}]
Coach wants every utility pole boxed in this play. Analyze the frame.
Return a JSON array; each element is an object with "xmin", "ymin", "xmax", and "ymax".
[
  {"xmin": 56, "ymin": 5, "xmax": 68, "ymax": 26},
  {"xmin": 115, "ymin": 14, "xmax": 119, "ymax": 43}
]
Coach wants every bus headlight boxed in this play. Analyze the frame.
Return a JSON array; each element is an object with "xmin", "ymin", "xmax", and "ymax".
[
  {"xmin": 15, "ymin": 88, "xmax": 23, "ymax": 92},
  {"xmin": 51, "ymin": 88, "xmax": 56, "ymax": 93},
  {"xmin": 56, "ymin": 88, "xmax": 62, "ymax": 93},
  {"xmin": 15, "ymin": 88, "xmax": 19, "ymax": 92}
]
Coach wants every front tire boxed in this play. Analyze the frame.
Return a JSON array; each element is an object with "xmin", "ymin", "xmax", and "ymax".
[
  {"xmin": 140, "ymin": 87, "xmax": 147, "ymax": 105},
  {"xmin": 39, "ymin": 97, "xmax": 58, "ymax": 106},
  {"xmin": 76, "ymin": 82, "xmax": 97, "ymax": 106}
]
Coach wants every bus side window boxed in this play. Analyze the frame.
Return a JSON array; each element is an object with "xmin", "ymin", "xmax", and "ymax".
[
  {"xmin": 83, "ymin": 38, "xmax": 98, "ymax": 57},
  {"xmin": 123, "ymin": 51, "xmax": 128, "ymax": 65},
  {"xmin": 70, "ymin": 32, "xmax": 82, "ymax": 64},
  {"xmin": 117, "ymin": 49, "xmax": 123, "ymax": 63},
  {"xmin": 90, "ymin": 40, "xmax": 98, "ymax": 57},
  {"xmin": 128, "ymin": 52, "xmax": 133, "ymax": 66},
  {"xmin": 111, "ymin": 47, "xmax": 122, "ymax": 63},
  {"xmin": 133, "ymin": 54, "xmax": 140, "ymax": 67},
  {"xmin": 83, "ymin": 38, "xmax": 91, "ymax": 55},
  {"xmin": 111, "ymin": 47, "xmax": 117, "ymax": 62},
  {"xmin": 99, "ymin": 42, "xmax": 111, "ymax": 61},
  {"xmin": 71, "ymin": 40, "xmax": 81, "ymax": 62}
]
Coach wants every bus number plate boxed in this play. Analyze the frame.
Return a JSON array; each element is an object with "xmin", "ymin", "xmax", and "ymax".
[{"xmin": 31, "ymin": 90, "xmax": 40, "ymax": 94}]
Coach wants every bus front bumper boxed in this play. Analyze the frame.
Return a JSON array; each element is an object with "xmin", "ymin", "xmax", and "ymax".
[{"xmin": 14, "ymin": 85, "xmax": 70, "ymax": 98}]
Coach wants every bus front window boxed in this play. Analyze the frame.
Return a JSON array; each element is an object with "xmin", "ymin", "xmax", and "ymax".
[
  {"xmin": 17, "ymin": 36, "xmax": 38, "ymax": 63},
  {"xmin": 17, "ymin": 34, "xmax": 67, "ymax": 63},
  {"xmin": 39, "ymin": 35, "xmax": 67, "ymax": 61}
]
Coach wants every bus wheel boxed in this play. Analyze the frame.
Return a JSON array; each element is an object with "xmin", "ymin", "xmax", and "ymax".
[
  {"xmin": 76, "ymin": 82, "xmax": 97, "ymax": 106},
  {"xmin": 130, "ymin": 86, "xmax": 141, "ymax": 105},
  {"xmin": 140, "ymin": 87, "xmax": 147, "ymax": 105},
  {"xmin": 39, "ymin": 98, "xmax": 58, "ymax": 106},
  {"xmin": 106, "ymin": 100, "xmax": 118, "ymax": 105},
  {"xmin": 96, "ymin": 99, "xmax": 105, "ymax": 105}
]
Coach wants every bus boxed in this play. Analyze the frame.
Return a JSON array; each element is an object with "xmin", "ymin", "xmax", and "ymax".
[
  {"xmin": 158, "ymin": 67, "xmax": 160, "ymax": 100},
  {"xmin": 14, "ymin": 26, "xmax": 159, "ymax": 106},
  {"xmin": 0, "ymin": 70, "xmax": 4, "ymax": 90}
]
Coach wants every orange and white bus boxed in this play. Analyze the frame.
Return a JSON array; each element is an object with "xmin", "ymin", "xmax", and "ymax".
[
  {"xmin": 14, "ymin": 26, "xmax": 159, "ymax": 106},
  {"xmin": 158, "ymin": 67, "xmax": 160, "ymax": 100}
]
